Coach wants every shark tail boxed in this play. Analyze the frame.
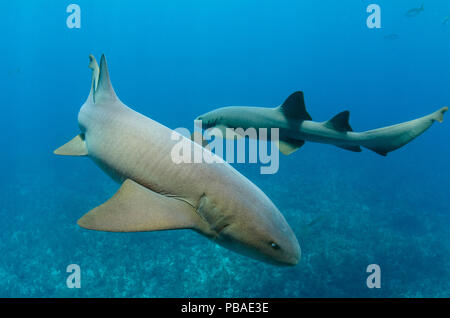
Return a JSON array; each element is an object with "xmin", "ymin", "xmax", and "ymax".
[
  {"xmin": 432, "ymin": 106, "xmax": 448, "ymax": 123},
  {"xmin": 88, "ymin": 54, "xmax": 99, "ymax": 102},
  {"xmin": 361, "ymin": 107, "xmax": 447, "ymax": 156},
  {"xmin": 89, "ymin": 54, "xmax": 117, "ymax": 103}
]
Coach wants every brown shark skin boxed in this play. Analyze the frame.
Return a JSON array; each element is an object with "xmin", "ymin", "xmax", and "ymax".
[{"xmin": 56, "ymin": 55, "xmax": 300, "ymax": 266}]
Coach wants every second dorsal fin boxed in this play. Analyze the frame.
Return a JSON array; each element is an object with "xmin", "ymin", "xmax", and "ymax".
[
  {"xmin": 323, "ymin": 111, "xmax": 354, "ymax": 132},
  {"xmin": 277, "ymin": 91, "xmax": 312, "ymax": 120}
]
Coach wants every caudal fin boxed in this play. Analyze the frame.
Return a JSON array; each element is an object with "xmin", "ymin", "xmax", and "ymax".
[
  {"xmin": 88, "ymin": 54, "xmax": 99, "ymax": 102},
  {"xmin": 94, "ymin": 54, "xmax": 117, "ymax": 103},
  {"xmin": 362, "ymin": 107, "xmax": 447, "ymax": 156},
  {"xmin": 432, "ymin": 106, "xmax": 448, "ymax": 123}
]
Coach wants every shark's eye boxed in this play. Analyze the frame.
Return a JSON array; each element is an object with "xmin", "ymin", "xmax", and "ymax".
[{"xmin": 271, "ymin": 242, "xmax": 280, "ymax": 250}]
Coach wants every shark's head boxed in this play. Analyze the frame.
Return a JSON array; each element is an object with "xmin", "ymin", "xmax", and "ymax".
[
  {"xmin": 195, "ymin": 106, "xmax": 257, "ymax": 133},
  {"xmin": 195, "ymin": 107, "xmax": 234, "ymax": 129},
  {"xmin": 198, "ymin": 191, "xmax": 300, "ymax": 266},
  {"xmin": 218, "ymin": 204, "xmax": 300, "ymax": 266}
]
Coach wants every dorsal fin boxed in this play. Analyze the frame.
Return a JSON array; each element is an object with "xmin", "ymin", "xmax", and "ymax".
[
  {"xmin": 323, "ymin": 111, "xmax": 353, "ymax": 132},
  {"xmin": 88, "ymin": 54, "xmax": 99, "ymax": 102},
  {"xmin": 94, "ymin": 54, "xmax": 117, "ymax": 103},
  {"xmin": 277, "ymin": 91, "xmax": 312, "ymax": 120}
]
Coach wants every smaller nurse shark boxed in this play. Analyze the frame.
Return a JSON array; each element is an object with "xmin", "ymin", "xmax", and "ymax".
[
  {"xmin": 195, "ymin": 92, "xmax": 447, "ymax": 156},
  {"xmin": 54, "ymin": 54, "xmax": 300, "ymax": 266}
]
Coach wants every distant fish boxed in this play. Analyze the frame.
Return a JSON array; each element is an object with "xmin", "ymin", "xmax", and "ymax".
[
  {"xmin": 384, "ymin": 33, "xmax": 399, "ymax": 40},
  {"xmin": 405, "ymin": 3, "xmax": 424, "ymax": 17},
  {"xmin": 7, "ymin": 67, "xmax": 20, "ymax": 76},
  {"xmin": 442, "ymin": 16, "xmax": 450, "ymax": 25}
]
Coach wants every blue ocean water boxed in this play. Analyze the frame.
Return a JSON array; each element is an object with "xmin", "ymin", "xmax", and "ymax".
[{"xmin": 1, "ymin": 0, "xmax": 450, "ymax": 297}]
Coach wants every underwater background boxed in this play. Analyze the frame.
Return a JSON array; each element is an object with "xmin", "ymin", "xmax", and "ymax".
[{"xmin": 1, "ymin": 0, "xmax": 450, "ymax": 297}]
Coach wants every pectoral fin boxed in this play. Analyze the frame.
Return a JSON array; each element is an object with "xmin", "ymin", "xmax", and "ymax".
[
  {"xmin": 77, "ymin": 179, "xmax": 202, "ymax": 232},
  {"xmin": 54, "ymin": 134, "xmax": 88, "ymax": 156},
  {"xmin": 275, "ymin": 138, "xmax": 305, "ymax": 155}
]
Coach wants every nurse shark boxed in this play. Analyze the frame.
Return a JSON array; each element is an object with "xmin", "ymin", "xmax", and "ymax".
[
  {"xmin": 54, "ymin": 54, "xmax": 300, "ymax": 266},
  {"xmin": 195, "ymin": 91, "xmax": 447, "ymax": 155}
]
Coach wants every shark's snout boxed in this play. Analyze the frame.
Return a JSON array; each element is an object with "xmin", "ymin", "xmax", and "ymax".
[
  {"xmin": 285, "ymin": 241, "xmax": 301, "ymax": 266},
  {"xmin": 194, "ymin": 114, "xmax": 217, "ymax": 129},
  {"xmin": 274, "ymin": 233, "xmax": 301, "ymax": 266},
  {"xmin": 194, "ymin": 116, "xmax": 203, "ymax": 127}
]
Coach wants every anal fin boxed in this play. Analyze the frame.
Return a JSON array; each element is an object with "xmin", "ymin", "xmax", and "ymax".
[
  {"xmin": 54, "ymin": 134, "xmax": 88, "ymax": 156},
  {"xmin": 336, "ymin": 144, "xmax": 362, "ymax": 152},
  {"xmin": 77, "ymin": 179, "xmax": 202, "ymax": 232}
]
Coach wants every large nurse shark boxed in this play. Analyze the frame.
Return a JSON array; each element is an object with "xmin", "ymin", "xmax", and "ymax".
[
  {"xmin": 195, "ymin": 91, "xmax": 447, "ymax": 155},
  {"xmin": 54, "ymin": 54, "xmax": 300, "ymax": 266}
]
